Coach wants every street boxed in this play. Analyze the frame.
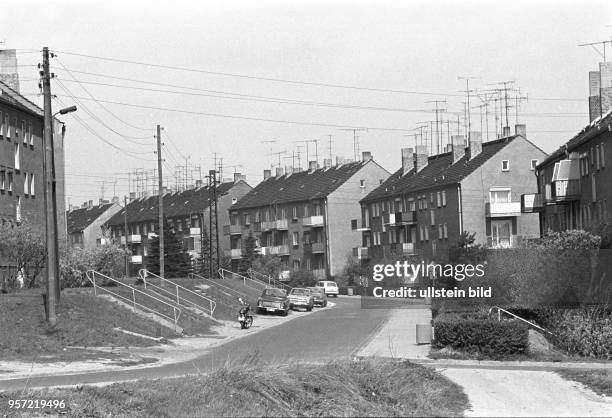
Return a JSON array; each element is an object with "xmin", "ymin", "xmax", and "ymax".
[{"xmin": 0, "ymin": 297, "xmax": 390, "ymax": 391}]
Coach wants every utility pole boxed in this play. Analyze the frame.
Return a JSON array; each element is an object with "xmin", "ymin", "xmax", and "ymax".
[
  {"xmin": 42, "ymin": 46, "xmax": 58, "ymax": 327},
  {"xmin": 208, "ymin": 170, "xmax": 219, "ymax": 279},
  {"xmin": 156, "ymin": 124, "xmax": 164, "ymax": 279},
  {"xmin": 124, "ymin": 195, "xmax": 129, "ymax": 278}
]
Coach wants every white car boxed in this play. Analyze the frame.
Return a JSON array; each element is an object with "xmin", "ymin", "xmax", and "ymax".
[{"xmin": 316, "ymin": 280, "xmax": 339, "ymax": 297}]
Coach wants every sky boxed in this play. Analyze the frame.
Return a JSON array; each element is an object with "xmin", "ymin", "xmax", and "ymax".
[{"xmin": 3, "ymin": 0, "xmax": 611, "ymax": 205}]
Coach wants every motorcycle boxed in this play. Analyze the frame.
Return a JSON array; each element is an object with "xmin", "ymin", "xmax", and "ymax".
[{"xmin": 237, "ymin": 297, "xmax": 253, "ymax": 329}]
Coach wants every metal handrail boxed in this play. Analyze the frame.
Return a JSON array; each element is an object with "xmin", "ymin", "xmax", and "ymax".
[
  {"xmin": 218, "ymin": 268, "xmax": 268, "ymax": 292},
  {"xmin": 488, "ymin": 306, "xmax": 554, "ymax": 335},
  {"xmin": 247, "ymin": 268, "xmax": 292, "ymax": 292},
  {"xmin": 85, "ymin": 270, "xmax": 181, "ymax": 326},
  {"xmin": 138, "ymin": 269, "xmax": 216, "ymax": 318},
  {"xmin": 188, "ymin": 272, "xmax": 249, "ymax": 301}
]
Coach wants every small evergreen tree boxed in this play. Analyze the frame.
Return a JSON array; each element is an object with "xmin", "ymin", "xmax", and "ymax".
[
  {"xmin": 147, "ymin": 218, "xmax": 193, "ymax": 278},
  {"xmin": 240, "ymin": 231, "xmax": 258, "ymax": 272},
  {"xmin": 196, "ymin": 223, "xmax": 211, "ymax": 276}
]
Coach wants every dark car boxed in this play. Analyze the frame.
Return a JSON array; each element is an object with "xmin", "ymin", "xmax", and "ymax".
[
  {"xmin": 307, "ymin": 286, "xmax": 328, "ymax": 307},
  {"xmin": 256, "ymin": 288, "xmax": 290, "ymax": 316}
]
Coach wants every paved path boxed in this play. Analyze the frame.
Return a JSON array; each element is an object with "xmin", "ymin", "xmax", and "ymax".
[
  {"xmin": 440, "ymin": 368, "xmax": 612, "ymax": 417},
  {"xmin": 0, "ymin": 297, "xmax": 389, "ymax": 391}
]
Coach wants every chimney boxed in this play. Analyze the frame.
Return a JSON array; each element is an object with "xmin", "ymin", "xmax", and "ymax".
[
  {"xmin": 0, "ymin": 49, "xmax": 20, "ymax": 93},
  {"xmin": 308, "ymin": 161, "xmax": 318, "ymax": 173},
  {"xmin": 112, "ymin": 196, "xmax": 119, "ymax": 204},
  {"xmin": 286, "ymin": 166, "xmax": 294, "ymax": 175},
  {"xmin": 233, "ymin": 172, "xmax": 243, "ymax": 183},
  {"xmin": 88, "ymin": 200, "xmax": 93, "ymax": 209},
  {"xmin": 275, "ymin": 167, "xmax": 284, "ymax": 177},
  {"xmin": 81, "ymin": 201, "xmax": 87, "ymax": 208},
  {"xmin": 515, "ymin": 124, "xmax": 526, "ymax": 137},
  {"xmin": 263, "ymin": 169, "xmax": 271, "ymax": 180},
  {"xmin": 401, "ymin": 147, "xmax": 413, "ymax": 175},
  {"xmin": 129, "ymin": 192, "xmax": 136, "ymax": 202},
  {"xmin": 323, "ymin": 158, "xmax": 332, "ymax": 169},
  {"xmin": 335, "ymin": 156, "xmax": 344, "ymax": 166},
  {"xmin": 361, "ymin": 151, "xmax": 372, "ymax": 162},
  {"xmin": 414, "ymin": 145, "xmax": 429, "ymax": 173},
  {"xmin": 161, "ymin": 186, "xmax": 168, "ymax": 195},
  {"xmin": 468, "ymin": 131, "xmax": 482, "ymax": 160},
  {"xmin": 502, "ymin": 126, "xmax": 511, "ymax": 137},
  {"xmin": 445, "ymin": 143, "xmax": 453, "ymax": 152}
]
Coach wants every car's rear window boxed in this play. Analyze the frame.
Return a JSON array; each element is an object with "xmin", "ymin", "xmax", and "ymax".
[
  {"xmin": 290, "ymin": 288, "xmax": 311, "ymax": 295},
  {"xmin": 308, "ymin": 287, "xmax": 324, "ymax": 295},
  {"xmin": 262, "ymin": 288, "xmax": 286, "ymax": 297}
]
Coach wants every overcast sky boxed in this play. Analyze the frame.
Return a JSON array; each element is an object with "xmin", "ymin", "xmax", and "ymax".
[{"xmin": 3, "ymin": 0, "xmax": 611, "ymax": 204}]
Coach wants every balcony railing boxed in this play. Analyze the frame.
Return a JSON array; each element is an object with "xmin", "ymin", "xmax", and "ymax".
[
  {"xmin": 352, "ymin": 247, "xmax": 369, "ymax": 259},
  {"xmin": 277, "ymin": 244, "xmax": 290, "ymax": 255},
  {"xmin": 229, "ymin": 248, "xmax": 243, "ymax": 259},
  {"xmin": 486, "ymin": 201, "xmax": 522, "ymax": 217},
  {"xmin": 261, "ymin": 220, "xmax": 276, "ymax": 231},
  {"xmin": 275, "ymin": 219, "xmax": 289, "ymax": 230},
  {"xmin": 223, "ymin": 224, "xmax": 242, "ymax": 235},
  {"xmin": 356, "ymin": 219, "xmax": 371, "ymax": 231},
  {"xmin": 390, "ymin": 242, "xmax": 415, "ymax": 255},
  {"xmin": 312, "ymin": 268, "xmax": 326, "ymax": 280},
  {"xmin": 189, "ymin": 227, "xmax": 201, "ymax": 236},
  {"xmin": 303, "ymin": 215, "xmax": 324, "ymax": 227},
  {"xmin": 551, "ymin": 179, "xmax": 581, "ymax": 202},
  {"xmin": 130, "ymin": 255, "xmax": 143, "ymax": 264},
  {"xmin": 521, "ymin": 193, "xmax": 545, "ymax": 213},
  {"xmin": 383, "ymin": 211, "xmax": 417, "ymax": 226},
  {"xmin": 311, "ymin": 242, "xmax": 325, "ymax": 253}
]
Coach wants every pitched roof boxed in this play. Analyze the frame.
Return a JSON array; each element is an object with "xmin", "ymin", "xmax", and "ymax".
[
  {"xmin": 231, "ymin": 160, "xmax": 375, "ymax": 210},
  {"xmin": 538, "ymin": 109, "xmax": 612, "ymax": 168},
  {"xmin": 105, "ymin": 181, "xmax": 240, "ymax": 227},
  {"xmin": 67, "ymin": 203, "xmax": 116, "ymax": 234},
  {"xmin": 361, "ymin": 136, "xmax": 518, "ymax": 202},
  {"xmin": 0, "ymin": 80, "xmax": 44, "ymax": 118}
]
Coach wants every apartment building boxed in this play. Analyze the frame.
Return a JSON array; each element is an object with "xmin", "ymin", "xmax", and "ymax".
[
  {"xmin": 66, "ymin": 199, "xmax": 122, "ymax": 249},
  {"xmin": 105, "ymin": 176, "xmax": 251, "ymax": 274},
  {"xmin": 227, "ymin": 153, "xmax": 390, "ymax": 279},
  {"xmin": 522, "ymin": 111, "xmax": 611, "ymax": 239},
  {"xmin": 357, "ymin": 127, "xmax": 547, "ymax": 263}
]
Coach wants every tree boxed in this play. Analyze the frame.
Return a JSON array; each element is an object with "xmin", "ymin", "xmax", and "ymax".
[
  {"xmin": 252, "ymin": 255, "xmax": 282, "ymax": 280},
  {"xmin": 196, "ymin": 223, "xmax": 210, "ymax": 276},
  {"xmin": 240, "ymin": 231, "xmax": 258, "ymax": 272},
  {"xmin": 147, "ymin": 219, "xmax": 193, "ymax": 278},
  {"xmin": 288, "ymin": 269, "xmax": 316, "ymax": 287},
  {"xmin": 0, "ymin": 222, "xmax": 46, "ymax": 290}
]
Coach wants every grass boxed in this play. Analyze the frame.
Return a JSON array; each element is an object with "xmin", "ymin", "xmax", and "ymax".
[
  {"xmin": 557, "ymin": 369, "xmax": 612, "ymax": 397},
  {"xmin": 0, "ymin": 289, "xmax": 178, "ymax": 361},
  {"xmin": 0, "ymin": 360, "xmax": 469, "ymax": 417}
]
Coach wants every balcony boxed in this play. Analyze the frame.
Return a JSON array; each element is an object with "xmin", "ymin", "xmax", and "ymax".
[
  {"xmin": 352, "ymin": 247, "xmax": 369, "ymax": 259},
  {"xmin": 312, "ymin": 269, "xmax": 326, "ymax": 280},
  {"xmin": 277, "ymin": 244, "xmax": 290, "ymax": 256},
  {"xmin": 311, "ymin": 242, "xmax": 325, "ymax": 254},
  {"xmin": 261, "ymin": 220, "xmax": 276, "ymax": 231},
  {"xmin": 130, "ymin": 255, "xmax": 143, "ymax": 264},
  {"xmin": 275, "ymin": 219, "xmax": 289, "ymax": 230},
  {"xmin": 189, "ymin": 227, "xmax": 201, "ymax": 236},
  {"xmin": 223, "ymin": 224, "xmax": 242, "ymax": 235},
  {"xmin": 383, "ymin": 211, "xmax": 417, "ymax": 226},
  {"xmin": 486, "ymin": 202, "xmax": 522, "ymax": 218},
  {"xmin": 521, "ymin": 193, "xmax": 545, "ymax": 213},
  {"xmin": 303, "ymin": 215, "xmax": 324, "ymax": 227},
  {"xmin": 229, "ymin": 248, "xmax": 243, "ymax": 259},
  {"xmin": 551, "ymin": 179, "xmax": 581, "ymax": 202},
  {"xmin": 390, "ymin": 242, "xmax": 415, "ymax": 256},
  {"xmin": 120, "ymin": 234, "xmax": 142, "ymax": 244},
  {"xmin": 253, "ymin": 222, "xmax": 262, "ymax": 232},
  {"xmin": 356, "ymin": 219, "xmax": 371, "ymax": 232}
]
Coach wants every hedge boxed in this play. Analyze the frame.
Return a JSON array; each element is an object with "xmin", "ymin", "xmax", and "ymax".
[{"xmin": 433, "ymin": 313, "xmax": 529, "ymax": 356}]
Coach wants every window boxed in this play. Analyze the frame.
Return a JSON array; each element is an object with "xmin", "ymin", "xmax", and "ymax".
[
  {"xmin": 501, "ymin": 160, "xmax": 510, "ymax": 171},
  {"xmin": 254, "ymin": 211, "xmax": 260, "ymax": 222},
  {"xmin": 590, "ymin": 148, "xmax": 594, "ymax": 166},
  {"xmin": 437, "ymin": 191, "xmax": 441, "ymax": 207},
  {"xmin": 16, "ymin": 196, "xmax": 21, "ymax": 223},
  {"xmin": 292, "ymin": 206, "xmax": 297, "ymax": 219},
  {"xmin": 243, "ymin": 213, "xmax": 250, "ymax": 225},
  {"xmin": 602, "ymin": 142, "xmax": 606, "ymax": 168},
  {"xmin": 438, "ymin": 224, "xmax": 443, "ymax": 240},
  {"xmin": 430, "ymin": 193, "xmax": 435, "ymax": 205},
  {"xmin": 443, "ymin": 223, "xmax": 448, "ymax": 239},
  {"xmin": 21, "ymin": 121, "xmax": 26, "ymax": 144},
  {"xmin": 303, "ymin": 204, "xmax": 309, "ymax": 217},
  {"xmin": 23, "ymin": 173, "xmax": 28, "ymax": 195},
  {"xmin": 430, "ymin": 209, "xmax": 435, "ymax": 226},
  {"xmin": 4, "ymin": 114, "xmax": 10, "ymax": 139},
  {"xmin": 360, "ymin": 179, "xmax": 365, "ymax": 188},
  {"xmin": 27, "ymin": 122, "xmax": 33, "ymax": 146},
  {"xmin": 596, "ymin": 145, "xmax": 600, "ymax": 170},
  {"xmin": 442, "ymin": 190, "xmax": 447, "ymax": 207},
  {"xmin": 8, "ymin": 172, "xmax": 13, "ymax": 192},
  {"xmin": 143, "ymin": 223, "xmax": 148, "ymax": 234},
  {"xmin": 14, "ymin": 143, "xmax": 20, "ymax": 170},
  {"xmin": 0, "ymin": 111, "xmax": 3, "ymax": 136},
  {"xmin": 530, "ymin": 159, "xmax": 538, "ymax": 170},
  {"xmin": 292, "ymin": 231, "xmax": 299, "ymax": 246},
  {"xmin": 0, "ymin": 170, "xmax": 5, "ymax": 190},
  {"xmin": 351, "ymin": 219, "xmax": 357, "ymax": 230},
  {"xmin": 176, "ymin": 221, "xmax": 183, "ymax": 232},
  {"xmin": 490, "ymin": 189, "xmax": 511, "ymax": 203},
  {"xmin": 292, "ymin": 259, "xmax": 300, "ymax": 270}
]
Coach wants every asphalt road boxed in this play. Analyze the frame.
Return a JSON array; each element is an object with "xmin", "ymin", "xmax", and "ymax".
[{"xmin": 0, "ymin": 296, "xmax": 390, "ymax": 391}]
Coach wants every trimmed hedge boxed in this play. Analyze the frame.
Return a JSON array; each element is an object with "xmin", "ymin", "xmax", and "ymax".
[{"xmin": 433, "ymin": 313, "xmax": 529, "ymax": 356}]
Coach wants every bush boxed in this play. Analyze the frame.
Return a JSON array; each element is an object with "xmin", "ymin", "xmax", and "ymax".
[
  {"xmin": 288, "ymin": 269, "xmax": 316, "ymax": 288},
  {"xmin": 433, "ymin": 312, "xmax": 529, "ymax": 356},
  {"xmin": 60, "ymin": 243, "xmax": 127, "ymax": 288}
]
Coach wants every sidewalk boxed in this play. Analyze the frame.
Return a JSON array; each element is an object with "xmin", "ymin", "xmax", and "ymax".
[{"xmin": 356, "ymin": 306, "xmax": 431, "ymax": 359}]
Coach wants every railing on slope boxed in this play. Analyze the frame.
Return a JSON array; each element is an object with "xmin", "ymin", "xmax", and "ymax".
[
  {"xmin": 247, "ymin": 268, "xmax": 292, "ymax": 292},
  {"xmin": 138, "ymin": 269, "xmax": 216, "ymax": 318},
  {"xmin": 85, "ymin": 270, "xmax": 181, "ymax": 326},
  {"xmin": 188, "ymin": 272, "xmax": 250, "ymax": 301},
  {"xmin": 218, "ymin": 268, "xmax": 268, "ymax": 292},
  {"xmin": 488, "ymin": 306, "xmax": 554, "ymax": 335}
]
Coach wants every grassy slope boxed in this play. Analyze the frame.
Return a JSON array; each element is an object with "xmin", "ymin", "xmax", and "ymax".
[
  {"xmin": 0, "ymin": 289, "xmax": 178, "ymax": 360},
  {"xmin": 0, "ymin": 360, "xmax": 469, "ymax": 417},
  {"xmin": 558, "ymin": 369, "xmax": 612, "ymax": 397}
]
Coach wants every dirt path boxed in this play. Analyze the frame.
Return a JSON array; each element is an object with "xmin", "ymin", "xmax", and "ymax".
[{"xmin": 440, "ymin": 368, "xmax": 612, "ymax": 417}]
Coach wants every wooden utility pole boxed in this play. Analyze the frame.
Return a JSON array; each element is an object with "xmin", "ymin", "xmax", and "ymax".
[
  {"xmin": 42, "ymin": 46, "xmax": 58, "ymax": 326},
  {"xmin": 124, "ymin": 195, "xmax": 129, "ymax": 278},
  {"xmin": 156, "ymin": 125, "xmax": 164, "ymax": 279}
]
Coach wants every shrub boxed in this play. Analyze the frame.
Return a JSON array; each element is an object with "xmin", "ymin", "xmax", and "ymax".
[
  {"xmin": 60, "ymin": 243, "xmax": 127, "ymax": 288},
  {"xmin": 433, "ymin": 312, "xmax": 529, "ymax": 356},
  {"xmin": 288, "ymin": 269, "xmax": 316, "ymax": 288}
]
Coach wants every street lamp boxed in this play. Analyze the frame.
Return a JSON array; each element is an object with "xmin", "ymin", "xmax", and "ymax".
[{"xmin": 54, "ymin": 105, "xmax": 77, "ymax": 117}]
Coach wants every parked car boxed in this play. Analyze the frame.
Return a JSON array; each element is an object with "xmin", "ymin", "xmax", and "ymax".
[
  {"xmin": 256, "ymin": 288, "xmax": 290, "ymax": 316},
  {"xmin": 288, "ymin": 288, "xmax": 315, "ymax": 311},
  {"xmin": 316, "ymin": 280, "xmax": 339, "ymax": 297},
  {"xmin": 307, "ymin": 286, "xmax": 328, "ymax": 307}
]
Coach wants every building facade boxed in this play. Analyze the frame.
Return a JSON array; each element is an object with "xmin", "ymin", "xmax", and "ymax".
[
  {"xmin": 66, "ymin": 200, "xmax": 122, "ymax": 249},
  {"xmin": 227, "ymin": 154, "xmax": 390, "ymax": 279},
  {"xmin": 358, "ymin": 127, "xmax": 547, "ymax": 264},
  {"xmin": 523, "ymin": 111, "xmax": 611, "ymax": 239},
  {"xmin": 105, "ymin": 177, "xmax": 251, "ymax": 274}
]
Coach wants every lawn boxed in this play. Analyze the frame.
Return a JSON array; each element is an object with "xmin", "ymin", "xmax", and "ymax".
[
  {"xmin": 558, "ymin": 369, "xmax": 612, "ymax": 397},
  {"xmin": 0, "ymin": 289, "xmax": 178, "ymax": 361},
  {"xmin": 0, "ymin": 360, "xmax": 469, "ymax": 417}
]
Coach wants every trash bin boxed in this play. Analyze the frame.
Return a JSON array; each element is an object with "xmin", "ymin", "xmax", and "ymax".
[
  {"xmin": 415, "ymin": 324, "xmax": 432, "ymax": 344},
  {"xmin": 347, "ymin": 287, "xmax": 354, "ymax": 296}
]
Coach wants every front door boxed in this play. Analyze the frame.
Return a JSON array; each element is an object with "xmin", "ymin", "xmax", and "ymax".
[{"xmin": 491, "ymin": 220, "xmax": 512, "ymax": 248}]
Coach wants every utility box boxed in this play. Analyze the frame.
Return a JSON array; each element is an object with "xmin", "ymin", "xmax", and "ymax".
[
  {"xmin": 416, "ymin": 324, "xmax": 432, "ymax": 344},
  {"xmin": 347, "ymin": 287, "xmax": 354, "ymax": 296}
]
